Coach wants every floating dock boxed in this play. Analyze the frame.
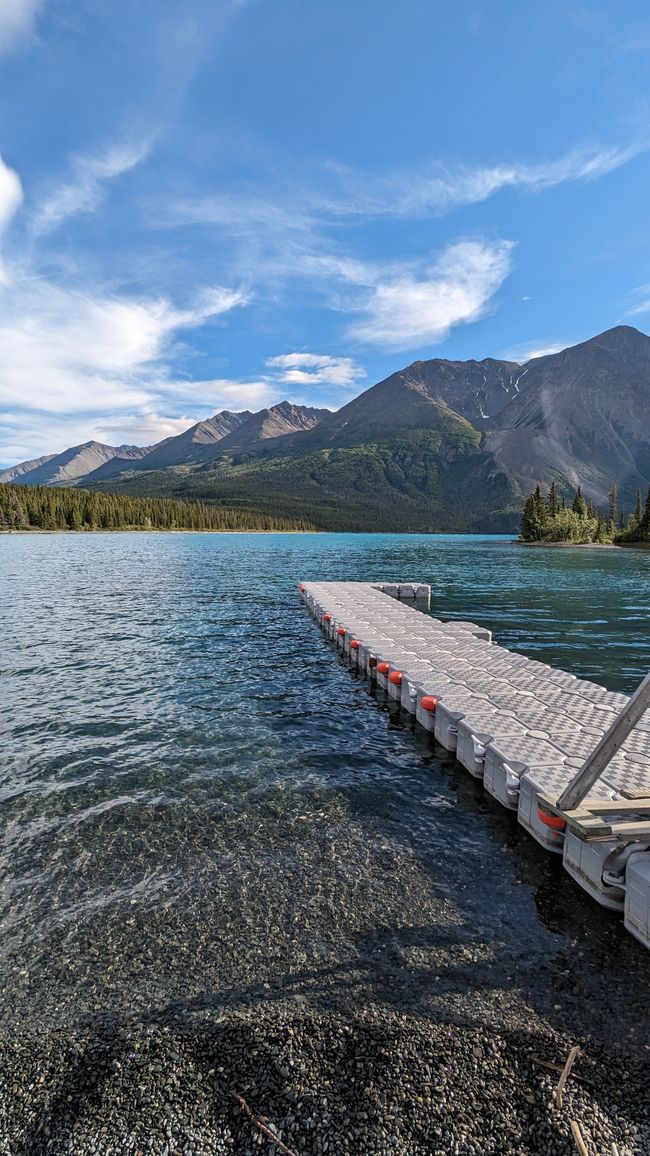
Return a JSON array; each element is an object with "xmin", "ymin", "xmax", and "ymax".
[{"xmin": 299, "ymin": 581, "xmax": 650, "ymax": 952}]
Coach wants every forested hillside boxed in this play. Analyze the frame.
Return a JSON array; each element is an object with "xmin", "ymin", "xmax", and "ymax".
[{"xmin": 0, "ymin": 483, "xmax": 311, "ymax": 533}]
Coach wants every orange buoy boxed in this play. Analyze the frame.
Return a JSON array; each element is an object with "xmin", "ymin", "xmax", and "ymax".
[
  {"xmin": 377, "ymin": 661, "xmax": 390, "ymax": 675},
  {"xmin": 350, "ymin": 640, "xmax": 361, "ymax": 650},
  {"xmin": 337, "ymin": 627, "xmax": 346, "ymax": 637},
  {"xmin": 420, "ymin": 695, "xmax": 438, "ymax": 712},
  {"xmin": 537, "ymin": 807, "xmax": 566, "ymax": 831},
  {"xmin": 323, "ymin": 613, "xmax": 332, "ymax": 622},
  {"xmin": 389, "ymin": 671, "xmax": 403, "ymax": 686}
]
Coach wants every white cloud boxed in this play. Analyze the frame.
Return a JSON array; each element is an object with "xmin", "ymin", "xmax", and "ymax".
[
  {"xmin": 157, "ymin": 139, "xmax": 637, "ymax": 354},
  {"xmin": 266, "ymin": 352, "xmax": 365, "ymax": 387},
  {"xmin": 0, "ymin": 154, "xmax": 22, "ymax": 282},
  {"xmin": 319, "ymin": 143, "xmax": 647, "ymax": 221},
  {"xmin": 0, "ymin": 154, "xmax": 22, "ymax": 232},
  {"xmin": 32, "ymin": 138, "xmax": 154, "ymax": 234},
  {"xmin": 0, "ymin": 409, "xmax": 196, "ymax": 463},
  {"xmin": 0, "ymin": 0, "xmax": 43, "ymax": 54},
  {"xmin": 165, "ymin": 141, "xmax": 646, "ymax": 243},
  {"xmin": 163, "ymin": 376, "xmax": 275, "ymax": 408},
  {"xmin": 96, "ymin": 411, "xmax": 201, "ymax": 444},
  {"xmin": 504, "ymin": 341, "xmax": 569, "ymax": 362},
  {"xmin": 627, "ymin": 285, "xmax": 650, "ymax": 317},
  {"xmin": 344, "ymin": 240, "xmax": 514, "ymax": 349},
  {"xmin": 0, "ymin": 277, "xmax": 247, "ymax": 416}
]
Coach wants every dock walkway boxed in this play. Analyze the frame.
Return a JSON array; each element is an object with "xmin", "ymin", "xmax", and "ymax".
[{"xmin": 300, "ymin": 581, "xmax": 650, "ymax": 952}]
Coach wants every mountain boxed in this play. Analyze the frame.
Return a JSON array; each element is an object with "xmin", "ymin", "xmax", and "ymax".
[
  {"xmin": 0, "ymin": 440, "xmax": 148, "ymax": 487},
  {"xmin": 213, "ymin": 401, "xmax": 331, "ymax": 458},
  {"xmin": 484, "ymin": 326, "xmax": 650, "ymax": 497},
  {"xmin": 0, "ymin": 453, "xmax": 57, "ymax": 483},
  {"xmin": 5, "ymin": 326, "xmax": 650, "ymax": 532},
  {"xmin": 81, "ymin": 403, "xmax": 327, "ymax": 482},
  {"xmin": 83, "ymin": 410, "xmax": 252, "ymax": 484}
]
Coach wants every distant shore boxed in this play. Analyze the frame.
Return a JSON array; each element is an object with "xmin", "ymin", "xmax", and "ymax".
[
  {"xmin": 516, "ymin": 539, "xmax": 620, "ymax": 549},
  {"xmin": 0, "ymin": 527, "xmax": 314, "ymax": 535}
]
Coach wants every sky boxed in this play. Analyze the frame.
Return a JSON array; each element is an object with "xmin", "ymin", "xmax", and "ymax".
[{"xmin": 1, "ymin": 0, "xmax": 650, "ymax": 465}]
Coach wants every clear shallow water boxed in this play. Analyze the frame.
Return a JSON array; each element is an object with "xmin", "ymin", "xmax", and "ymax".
[{"xmin": 1, "ymin": 533, "xmax": 649, "ymax": 1048}]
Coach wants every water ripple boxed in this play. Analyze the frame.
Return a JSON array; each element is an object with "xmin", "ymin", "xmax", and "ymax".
[{"xmin": 1, "ymin": 531, "xmax": 649, "ymax": 1045}]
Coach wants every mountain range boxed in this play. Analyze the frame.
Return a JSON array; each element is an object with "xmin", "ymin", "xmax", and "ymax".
[{"xmin": 3, "ymin": 326, "xmax": 649, "ymax": 532}]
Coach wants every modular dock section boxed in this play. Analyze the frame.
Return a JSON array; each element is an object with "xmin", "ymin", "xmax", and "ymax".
[{"xmin": 299, "ymin": 581, "xmax": 650, "ymax": 952}]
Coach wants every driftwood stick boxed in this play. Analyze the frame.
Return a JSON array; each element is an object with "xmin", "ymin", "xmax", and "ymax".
[
  {"xmin": 529, "ymin": 1056, "xmax": 594, "ymax": 1089},
  {"xmin": 555, "ymin": 1045, "xmax": 581, "ymax": 1109},
  {"xmin": 571, "ymin": 1119, "xmax": 589, "ymax": 1155},
  {"xmin": 230, "ymin": 1091, "xmax": 298, "ymax": 1156}
]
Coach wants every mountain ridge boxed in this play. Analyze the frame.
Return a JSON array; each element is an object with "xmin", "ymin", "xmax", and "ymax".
[{"xmin": 4, "ymin": 326, "xmax": 649, "ymax": 531}]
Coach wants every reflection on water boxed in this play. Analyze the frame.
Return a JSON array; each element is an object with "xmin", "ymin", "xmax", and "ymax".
[{"xmin": 1, "ymin": 532, "xmax": 649, "ymax": 1049}]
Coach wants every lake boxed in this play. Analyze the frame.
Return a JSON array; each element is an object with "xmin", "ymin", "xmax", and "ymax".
[{"xmin": 1, "ymin": 531, "xmax": 650, "ymax": 1050}]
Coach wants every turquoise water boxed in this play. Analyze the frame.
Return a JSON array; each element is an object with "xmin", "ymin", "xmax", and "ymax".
[{"xmin": 1, "ymin": 532, "xmax": 649, "ymax": 1046}]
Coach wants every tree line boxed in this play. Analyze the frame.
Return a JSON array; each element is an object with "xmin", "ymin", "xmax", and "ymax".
[
  {"xmin": 521, "ymin": 480, "xmax": 650, "ymax": 544},
  {"xmin": 0, "ymin": 482, "xmax": 312, "ymax": 533}
]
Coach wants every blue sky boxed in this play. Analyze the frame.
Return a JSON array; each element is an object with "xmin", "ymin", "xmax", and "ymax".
[{"xmin": 1, "ymin": 0, "xmax": 650, "ymax": 464}]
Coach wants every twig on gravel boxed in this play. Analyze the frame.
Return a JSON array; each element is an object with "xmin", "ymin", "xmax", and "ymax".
[
  {"xmin": 555, "ymin": 1045, "xmax": 581, "ymax": 1109},
  {"xmin": 530, "ymin": 1056, "xmax": 595, "ymax": 1089},
  {"xmin": 230, "ymin": 1090, "xmax": 298, "ymax": 1156},
  {"xmin": 570, "ymin": 1119, "xmax": 589, "ymax": 1155}
]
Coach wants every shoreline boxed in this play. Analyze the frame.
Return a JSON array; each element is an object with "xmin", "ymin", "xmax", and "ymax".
[
  {"xmin": 1, "ymin": 1006, "xmax": 648, "ymax": 1155},
  {"xmin": 517, "ymin": 539, "xmax": 621, "ymax": 549}
]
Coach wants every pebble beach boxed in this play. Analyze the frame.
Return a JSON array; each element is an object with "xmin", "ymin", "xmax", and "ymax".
[{"xmin": 2, "ymin": 1009, "xmax": 650, "ymax": 1156}]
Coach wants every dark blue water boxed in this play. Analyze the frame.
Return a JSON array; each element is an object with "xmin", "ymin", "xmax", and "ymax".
[{"xmin": 1, "ymin": 533, "xmax": 649, "ymax": 1049}]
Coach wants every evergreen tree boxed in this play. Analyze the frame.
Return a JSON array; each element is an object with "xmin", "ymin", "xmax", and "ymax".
[
  {"xmin": 521, "ymin": 493, "xmax": 539, "ymax": 540},
  {"xmin": 533, "ymin": 484, "xmax": 546, "ymax": 523},
  {"xmin": 548, "ymin": 481, "xmax": 559, "ymax": 517},
  {"xmin": 572, "ymin": 486, "xmax": 588, "ymax": 517},
  {"xmin": 608, "ymin": 481, "xmax": 618, "ymax": 529},
  {"xmin": 634, "ymin": 489, "xmax": 643, "ymax": 527},
  {"xmin": 638, "ymin": 483, "xmax": 647, "ymax": 531}
]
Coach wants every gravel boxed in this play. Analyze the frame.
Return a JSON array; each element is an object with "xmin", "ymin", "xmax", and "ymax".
[{"xmin": 1, "ymin": 1008, "xmax": 648, "ymax": 1155}]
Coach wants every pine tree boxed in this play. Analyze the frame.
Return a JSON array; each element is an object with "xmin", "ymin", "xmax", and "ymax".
[
  {"xmin": 548, "ymin": 481, "xmax": 558, "ymax": 517},
  {"xmin": 608, "ymin": 481, "xmax": 618, "ymax": 529},
  {"xmin": 643, "ymin": 484, "xmax": 650, "ymax": 533},
  {"xmin": 572, "ymin": 486, "xmax": 588, "ymax": 517},
  {"xmin": 521, "ymin": 493, "xmax": 538, "ymax": 540},
  {"xmin": 634, "ymin": 489, "xmax": 643, "ymax": 527},
  {"xmin": 533, "ymin": 484, "xmax": 546, "ymax": 522}
]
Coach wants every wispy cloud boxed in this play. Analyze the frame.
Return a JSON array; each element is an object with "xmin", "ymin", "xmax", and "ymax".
[
  {"xmin": 0, "ymin": 409, "xmax": 196, "ymax": 464},
  {"xmin": 627, "ymin": 283, "xmax": 650, "ymax": 317},
  {"xmin": 161, "ymin": 376, "xmax": 275, "ymax": 409},
  {"xmin": 0, "ymin": 276, "xmax": 247, "ymax": 417},
  {"xmin": 157, "ymin": 139, "xmax": 641, "ymax": 353},
  {"xmin": 503, "ymin": 340, "xmax": 569, "ymax": 362},
  {"xmin": 0, "ymin": 278, "xmax": 250, "ymax": 462},
  {"xmin": 0, "ymin": 0, "xmax": 44, "ymax": 55},
  {"xmin": 266, "ymin": 352, "xmax": 365, "ymax": 388},
  {"xmin": 164, "ymin": 141, "xmax": 646, "ymax": 239},
  {"xmin": 334, "ymin": 240, "xmax": 515, "ymax": 350},
  {"xmin": 31, "ymin": 138, "xmax": 155, "ymax": 235},
  {"xmin": 317, "ymin": 142, "xmax": 647, "ymax": 221},
  {"xmin": 0, "ymin": 155, "xmax": 23, "ymax": 232},
  {"xmin": 0, "ymin": 154, "xmax": 23, "ymax": 283}
]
